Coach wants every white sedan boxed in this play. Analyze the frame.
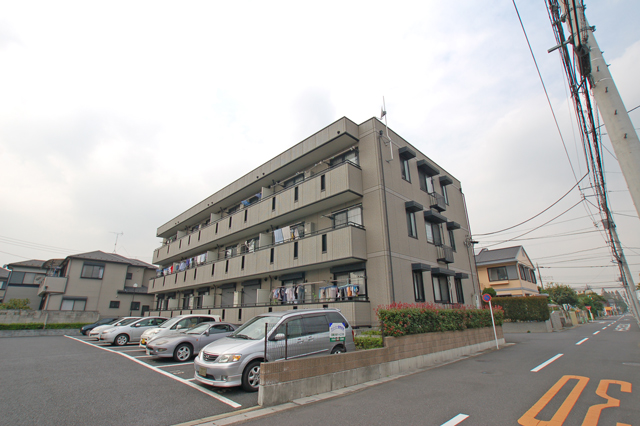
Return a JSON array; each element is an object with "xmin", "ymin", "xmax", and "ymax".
[{"xmin": 100, "ymin": 317, "xmax": 167, "ymax": 346}]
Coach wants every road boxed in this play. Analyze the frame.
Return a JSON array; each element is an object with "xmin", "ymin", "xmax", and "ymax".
[
  {"xmin": 0, "ymin": 334, "xmax": 257, "ymax": 426},
  {"xmin": 232, "ymin": 315, "xmax": 639, "ymax": 426}
]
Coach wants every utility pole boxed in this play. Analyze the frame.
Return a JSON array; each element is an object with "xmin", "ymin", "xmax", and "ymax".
[
  {"xmin": 605, "ymin": 220, "xmax": 640, "ymax": 321},
  {"xmin": 558, "ymin": 0, "xmax": 640, "ymax": 218},
  {"xmin": 536, "ymin": 263, "xmax": 544, "ymax": 290}
]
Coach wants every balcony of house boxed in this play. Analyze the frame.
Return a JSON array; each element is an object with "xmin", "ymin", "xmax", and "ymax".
[
  {"xmin": 153, "ymin": 160, "xmax": 363, "ymax": 265},
  {"xmin": 436, "ymin": 245, "xmax": 455, "ymax": 264},
  {"xmin": 37, "ymin": 277, "xmax": 67, "ymax": 296},
  {"xmin": 429, "ymin": 192, "xmax": 447, "ymax": 212},
  {"xmin": 150, "ymin": 223, "xmax": 368, "ymax": 293}
]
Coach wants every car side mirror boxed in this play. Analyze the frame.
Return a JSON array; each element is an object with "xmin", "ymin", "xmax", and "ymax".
[
  {"xmin": 274, "ymin": 333, "xmax": 285, "ymax": 341},
  {"xmin": 176, "ymin": 325, "xmax": 182, "ymax": 330},
  {"xmin": 204, "ymin": 330, "xmax": 210, "ymax": 336}
]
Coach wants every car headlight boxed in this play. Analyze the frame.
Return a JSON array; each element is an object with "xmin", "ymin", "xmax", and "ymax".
[
  {"xmin": 218, "ymin": 354, "xmax": 242, "ymax": 363},
  {"xmin": 148, "ymin": 330, "xmax": 160, "ymax": 336}
]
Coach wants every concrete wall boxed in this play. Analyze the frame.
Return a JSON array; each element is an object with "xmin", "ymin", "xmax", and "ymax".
[
  {"xmin": 0, "ymin": 310, "xmax": 99, "ymax": 324},
  {"xmin": 259, "ymin": 326, "xmax": 504, "ymax": 407},
  {"xmin": 502, "ymin": 320, "xmax": 553, "ymax": 333}
]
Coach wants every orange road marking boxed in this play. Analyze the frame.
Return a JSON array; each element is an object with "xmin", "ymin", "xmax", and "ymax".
[
  {"xmin": 518, "ymin": 375, "xmax": 589, "ymax": 426},
  {"xmin": 581, "ymin": 380, "xmax": 632, "ymax": 426}
]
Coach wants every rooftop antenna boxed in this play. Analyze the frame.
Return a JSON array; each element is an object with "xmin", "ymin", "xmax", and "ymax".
[
  {"xmin": 381, "ymin": 97, "xmax": 393, "ymax": 162},
  {"xmin": 110, "ymin": 231, "xmax": 123, "ymax": 253}
]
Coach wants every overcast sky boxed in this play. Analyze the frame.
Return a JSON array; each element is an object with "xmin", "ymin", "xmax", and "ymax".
[{"xmin": 1, "ymin": 1, "xmax": 639, "ymax": 296}]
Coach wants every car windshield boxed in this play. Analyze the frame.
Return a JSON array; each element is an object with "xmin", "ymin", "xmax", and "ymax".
[
  {"xmin": 186, "ymin": 323, "xmax": 214, "ymax": 335},
  {"xmin": 157, "ymin": 317, "xmax": 182, "ymax": 329},
  {"xmin": 230, "ymin": 316, "xmax": 280, "ymax": 340}
]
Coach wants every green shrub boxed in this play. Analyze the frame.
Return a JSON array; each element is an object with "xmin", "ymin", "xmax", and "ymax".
[
  {"xmin": 0, "ymin": 323, "xmax": 92, "ymax": 330},
  {"xmin": 0, "ymin": 298, "xmax": 31, "ymax": 310},
  {"xmin": 493, "ymin": 296, "xmax": 550, "ymax": 322},
  {"xmin": 354, "ymin": 336, "xmax": 383, "ymax": 350},
  {"xmin": 376, "ymin": 302, "xmax": 503, "ymax": 338},
  {"xmin": 359, "ymin": 330, "xmax": 382, "ymax": 336}
]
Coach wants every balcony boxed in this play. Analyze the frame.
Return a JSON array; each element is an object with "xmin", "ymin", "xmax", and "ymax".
[
  {"xmin": 429, "ymin": 192, "xmax": 446, "ymax": 212},
  {"xmin": 37, "ymin": 277, "xmax": 67, "ymax": 296},
  {"xmin": 153, "ymin": 161, "xmax": 363, "ymax": 265},
  {"xmin": 149, "ymin": 224, "xmax": 367, "ymax": 292},
  {"xmin": 436, "ymin": 245, "xmax": 455, "ymax": 264}
]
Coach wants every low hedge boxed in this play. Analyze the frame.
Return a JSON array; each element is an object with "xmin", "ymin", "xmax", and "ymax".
[
  {"xmin": 354, "ymin": 335, "xmax": 384, "ymax": 350},
  {"xmin": 0, "ymin": 323, "xmax": 92, "ymax": 330},
  {"xmin": 376, "ymin": 302, "xmax": 503, "ymax": 338},
  {"xmin": 492, "ymin": 296, "xmax": 550, "ymax": 322}
]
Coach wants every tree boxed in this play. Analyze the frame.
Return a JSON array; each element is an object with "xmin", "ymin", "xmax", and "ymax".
[
  {"xmin": 482, "ymin": 287, "xmax": 497, "ymax": 298},
  {"xmin": 577, "ymin": 293, "xmax": 605, "ymax": 312},
  {"xmin": 545, "ymin": 284, "xmax": 578, "ymax": 306},
  {"xmin": 0, "ymin": 298, "xmax": 31, "ymax": 310}
]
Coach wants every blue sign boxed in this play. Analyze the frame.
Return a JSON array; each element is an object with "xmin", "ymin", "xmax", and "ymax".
[{"xmin": 482, "ymin": 293, "xmax": 492, "ymax": 302}]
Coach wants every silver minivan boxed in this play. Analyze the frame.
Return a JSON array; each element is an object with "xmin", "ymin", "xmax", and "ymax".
[{"xmin": 193, "ymin": 308, "xmax": 355, "ymax": 392}]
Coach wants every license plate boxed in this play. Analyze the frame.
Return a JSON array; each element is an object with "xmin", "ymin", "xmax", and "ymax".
[{"xmin": 198, "ymin": 367, "xmax": 207, "ymax": 377}]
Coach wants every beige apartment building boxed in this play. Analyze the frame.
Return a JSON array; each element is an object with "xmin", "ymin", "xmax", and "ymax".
[
  {"xmin": 148, "ymin": 117, "xmax": 481, "ymax": 327},
  {"xmin": 475, "ymin": 246, "xmax": 540, "ymax": 296}
]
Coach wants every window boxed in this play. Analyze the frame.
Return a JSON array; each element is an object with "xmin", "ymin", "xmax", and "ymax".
[
  {"xmin": 294, "ymin": 186, "xmax": 299, "ymax": 202},
  {"xmin": 530, "ymin": 269, "xmax": 537, "ymax": 284},
  {"xmin": 61, "ymin": 299, "xmax": 86, "ymax": 311},
  {"xmin": 329, "ymin": 149, "xmax": 359, "ymax": 167},
  {"xmin": 225, "ymin": 260, "xmax": 229, "ymax": 273},
  {"xmin": 274, "ymin": 318, "xmax": 303, "ymax": 338},
  {"xmin": 454, "ymin": 278, "xmax": 464, "ymax": 304},
  {"xmin": 8, "ymin": 272, "xmax": 45, "ymax": 284},
  {"xmin": 488, "ymin": 267, "xmax": 508, "ymax": 281},
  {"xmin": 229, "ymin": 216, "xmax": 232, "ymax": 228},
  {"xmin": 442, "ymin": 185, "xmax": 449, "ymax": 205},
  {"xmin": 426, "ymin": 223, "xmax": 442, "ymax": 245},
  {"xmin": 109, "ymin": 301, "xmax": 120, "ymax": 309},
  {"xmin": 320, "ymin": 175, "xmax": 326, "ymax": 191},
  {"xmin": 240, "ymin": 237, "xmax": 259, "ymax": 253},
  {"xmin": 215, "ymin": 222, "xmax": 219, "ymax": 234},
  {"xmin": 283, "ymin": 174, "xmax": 303, "ymax": 188},
  {"xmin": 272, "ymin": 197, "xmax": 276, "ymax": 211},
  {"xmin": 519, "ymin": 265, "xmax": 527, "ymax": 280},
  {"xmin": 333, "ymin": 270, "xmax": 366, "ymax": 296},
  {"xmin": 322, "ymin": 234, "xmax": 327, "ymax": 253},
  {"xmin": 227, "ymin": 204, "xmax": 239, "ymax": 214},
  {"xmin": 401, "ymin": 158, "xmax": 411, "ymax": 182},
  {"xmin": 406, "ymin": 211, "xmax": 417, "ymax": 238},
  {"xmin": 419, "ymin": 170, "xmax": 435, "ymax": 193},
  {"xmin": 126, "ymin": 272, "xmax": 133, "ymax": 280},
  {"xmin": 244, "ymin": 210, "xmax": 248, "ymax": 222},
  {"xmin": 448, "ymin": 230, "xmax": 456, "ymax": 251},
  {"xmin": 432, "ymin": 276, "xmax": 450, "ymax": 303},
  {"xmin": 0, "ymin": 281, "xmax": 6, "ymax": 290},
  {"xmin": 81, "ymin": 264, "xmax": 104, "ymax": 279},
  {"xmin": 225, "ymin": 245, "xmax": 237, "ymax": 258},
  {"xmin": 302, "ymin": 315, "xmax": 329, "ymax": 335},
  {"xmin": 130, "ymin": 301, "xmax": 141, "ymax": 311},
  {"xmin": 241, "ymin": 256, "xmax": 245, "ymax": 270},
  {"xmin": 332, "ymin": 205, "xmax": 363, "ymax": 228},
  {"xmin": 413, "ymin": 271, "xmax": 425, "ymax": 302},
  {"xmin": 293, "ymin": 242, "xmax": 298, "ymax": 259},
  {"xmin": 270, "ymin": 248, "xmax": 274, "ymax": 264}
]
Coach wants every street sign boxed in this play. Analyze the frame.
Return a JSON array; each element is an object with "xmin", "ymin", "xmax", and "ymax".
[
  {"xmin": 329, "ymin": 322, "xmax": 346, "ymax": 342},
  {"xmin": 482, "ymin": 293, "xmax": 492, "ymax": 302},
  {"xmin": 586, "ymin": 306, "xmax": 591, "ymax": 310}
]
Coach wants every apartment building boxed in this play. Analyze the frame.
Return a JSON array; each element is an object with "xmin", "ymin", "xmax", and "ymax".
[
  {"xmin": 148, "ymin": 117, "xmax": 481, "ymax": 327},
  {"xmin": 475, "ymin": 246, "xmax": 540, "ymax": 296}
]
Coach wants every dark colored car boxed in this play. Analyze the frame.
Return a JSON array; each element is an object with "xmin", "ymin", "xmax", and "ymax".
[{"xmin": 81, "ymin": 318, "xmax": 119, "ymax": 335}]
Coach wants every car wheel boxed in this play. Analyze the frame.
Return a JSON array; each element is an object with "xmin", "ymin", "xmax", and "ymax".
[
  {"xmin": 174, "ymin": 343, "xmax": 193, "ymax": 362},
  {"xmin": 241, "ymin": 360, "xmax": 261, "ymax": 392},
  {"xmin": 331, "ymin": 345, "xmax": 345, "ymax": 354},
  {"xmin": 114, "ymin": 334, "xmax": 129, "ymax": 346}
]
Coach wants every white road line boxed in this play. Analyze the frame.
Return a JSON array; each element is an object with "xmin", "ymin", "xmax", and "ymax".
[
  {"xmin": 440, "ymin": 414, "xmax": 469, "ymax": 426},
  {"xmin": 531, "ymin": 354, "xmax": 564, "ymax": 372},
  {"xmin": 576, "ymin": 338, "xmax": 589, "ymax": 346},
  {"xmin": 64, "ymin": 336, "xmax": 241, "ymax": 408},
  {"xmin": 133, "ymin": 355, "xmax": 156, "ymax": 358},
  {"xmin": 118, "ymin": 349, "xmax": 146, "ymax": 352},
  {"xmin": 157, "ymin": 362, "xmax": 195, "ymax": 368},
  {"xmin": 593, "ymin": 331, "xmax": 600, "ymax": 335},
  {"xmin": 602, "ymin": 327, "xmax": 607, "ymax": 330}
]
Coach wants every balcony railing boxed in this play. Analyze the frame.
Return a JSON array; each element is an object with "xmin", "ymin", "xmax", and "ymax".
[
  {"xmin": 436, "ymin": 245, "xmax": 455, "ymax": 264},
  {"xmin": 153, "ymin": 161, "xmax": 363, "ymax": 265},
  {"xmin": 37, "ymin": 277, "xmax": 68, "ymax": 296},
  {"xmin": 429, "ymin": 192, "xmax": 446, "ymax": 212}
]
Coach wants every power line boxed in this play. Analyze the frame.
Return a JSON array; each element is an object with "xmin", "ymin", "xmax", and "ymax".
[{"xmin": 534, "ymin": 245, "xmax": 610, "ymax": 260}]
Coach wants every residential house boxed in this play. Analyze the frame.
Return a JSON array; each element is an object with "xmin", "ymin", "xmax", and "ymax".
[
  {"xmin": 475, "ymin": 246, "xmax": 539, "ymax": 296},
  {"xmin": 148, "ymin": 117, "xmax": 481, "ymax": 326},
  {"xmin": 3, "ymin": 260, "xmax": 51, "ymax": 309},
  {"xmin": 0, "ymin": 267, "xmax": 9, "ymax": 303}
]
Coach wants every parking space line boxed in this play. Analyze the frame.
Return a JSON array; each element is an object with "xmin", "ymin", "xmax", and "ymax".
[
  {"xmin": 440, "ymin": 414, "xmax": 469, "ymax": 425},
  {"xmin": 156, "ymin": 363, "xmax": 194, "ymax": 368},
  {"xmin": 133, "ymin": 355, "xmax": 155, "ymax": 358},
  {"xmin": 576, "ymin": 338, "xmax": 589, "ymax": 346},
  {"xmin": 118, "ymin": 349, "xmax": 146, "ymax": 352},
  {"xmin": 593, "ymin": 331, "xmax": 600, "ymax": 335},
  {"xmin": 531, "ymin": 354, "xmax": 564, "ymax": 372},
  {"xmin": 65, "ymin": 336, "xmax": 241, "ymax": 408}
]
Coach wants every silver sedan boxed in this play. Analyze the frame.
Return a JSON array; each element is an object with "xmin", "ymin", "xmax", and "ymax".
[{"xmin": 146, "ymin": 322, "xmax": 238, "ymax": 362}]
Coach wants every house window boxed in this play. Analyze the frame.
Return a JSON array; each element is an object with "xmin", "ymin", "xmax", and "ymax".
[
  {"xmin": 426, "ymin": 223, "xmax": 442, "ymax": 245},
  {"xmin": 401, "ymin": 158, "xmax": 411, "ymax": 182},
  {"xmin": 215, "ymin": 222, "xmax": 219, "ymax": 234},
  {"xmin": 109, "ymin": 301, "xmax": 120, "ymax": 309},
  {"xmin": 244, "ymin": 210, "xmax": 248, "ymax": 222},
  {"xmin": 530, "ymin": 269, "xmax": 537, "ymax": 284},
  {"xmin": 406, "ymin": 211, "xmax": 417, "ymax": 238},
  {"xmin": 8, "ymin": 272, "xmax": 44, "ymax": 284},
  {"xmin": 448, "ymin": 230, "xmax": 456, "ymax": 251},
  {"xmin": 227, "ymin": 204, "xmax": 239, "ymax": 214},
  {"xmin": 322, "ymin": 234, "xmax": 327, "ymax": 253},
  {"xmin": 225, "ymin": 245, "xmax": 237, "ymax": 258},
  {"xmin": 320, "ymin": 175, "xmax": 326, "ymax": 191},
  {"xmin": 283, "ymin": 174, "xmax": 304, "ymax": 188},
  {"xmin": 272, "ymin": 197, "xmax": 276, "ymax": 211},
  {"xmin": 241, "ymin": 256, "xmax": 245, "ymax": 270},
  {"xmin": 130, "ymin": 301, "xmax": 140, "ymax": 311},
  {"xmin": 432, "ymin": 276, "xmax": 451, "ymax": 303},
  {"xmin": 332, "ymin": 205, "xmax": 362, "ymax": 228},
  {"xmin": 81, "ymin": 264, "xmax": 104, "ymax": 279},
  {"xmin": 419, "ymin": 170, "xmax": 435, "ymax": 193},
  {"xmin": 488, "ymin": 267, "xmax": 508, "ymax": 281},
  {"xmin": 413, "ymin": 271, "xmax": 425, "ymax": 302},
  {"xmin": 519, "ymin": 265, "xmax": 527, "ymax": 280},
  {"xmin": 442, "ymin": 185, "xmax": 449, "ymax": 205},
  {"xmin": 293, "ymin": 242, "xmax": 298, "ymax": 259},
  {"xmin": 126, "ymin": 272, "xmax": 133, "ymax": 280},
  {"xmin": 294, "ymin": 186, "xmax": 299, "ymax": 202},
  {"xmin": 455, "ymin": 278, "xmax": 465, "ymax": 304},
  {"xmin": 329, "ymin": 149, "xmax": 359, "ymax": 166},
  {"xmin": 270, "ymin": 248, "xmax": 274, "ymax": 264},
  {"xmin": 333, "ymin": 270, "xmax": 366, "ymax": 296},
  {"xmin": 61, "ymin": 298, "xmax": 86, "ymax": 311},
  {"xmin": 225, "ymin": 260, "xmax": 229, "ymax": 273},
  {"xmin": 229, "ymin": 216, "xmax": 232, "ymax": 228}
]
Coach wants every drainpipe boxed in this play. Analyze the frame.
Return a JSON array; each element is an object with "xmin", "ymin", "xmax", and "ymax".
[
  {"xmin": 461, "ymin": 189, "xmax": 481, "ymax": 308},
  {"xmin": 377, "ymin": 128, "xmax": 395, "ymax": 303}
]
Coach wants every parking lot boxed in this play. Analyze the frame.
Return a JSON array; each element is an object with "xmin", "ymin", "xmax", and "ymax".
[{"xmin": 0, "ymin": 335, "xmax": 258, "ymax": 426}]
